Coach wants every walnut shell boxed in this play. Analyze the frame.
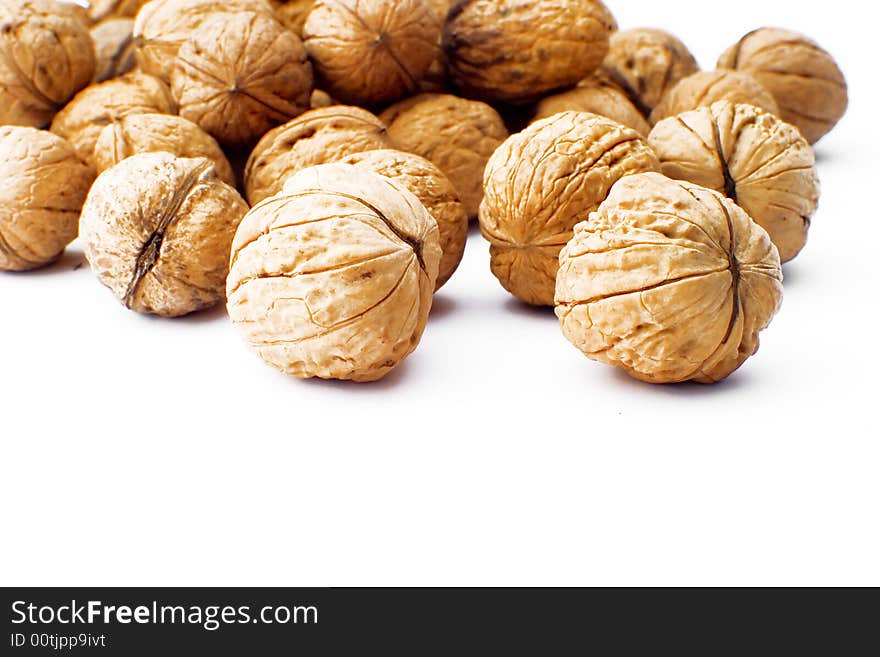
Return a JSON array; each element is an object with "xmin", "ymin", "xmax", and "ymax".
[
  {"xmin": 90, "ymin": 17, "xmax": 137, "ymax": 82},
  {"xmin": 556, "ymin": 172, "xmax": 783, "ymax": 384},
  {"xmin": 717, "ymin": 28, "xmax": 848, "ymax": 144},
  {"xmin": 88, "ymin": 0, "xmax": 148, "ymax": 22},
  {"xmin": 600, "ymin": 28, "xmax": 699, "ymax": 117},
  {"xmin": 480, "ymin": 111, "xmax": 659, "ymax": 306},
  {"xmin": 50, "ymin": 71, "xmax": 176, "ymax": 166},
  {"xmin": 80, "ymin": 152, "xmax": 248, "ymax": 317},
  {"xmin": 651, "ymin": 70, "xmax": 779, "ymax": 125},
  {"xmin": 0, "ymin": 126, "xmax": 95, "ymax": 272},
  {"xmin": 228, "ymin": 163, "xmax": 441, "ymax": 382},
  {"xmin": 339, "ymin": 148, "xmax": 467, "ymax": 290},
  {"xmin": 93, "ymin": 112, "xmax": 235, "ymax": 186},
  {"xmin": 0, "ymin": 0, "xmax": 96, "ymax": 127},
  {"xmin": 244, "ymin": 105, "xmax": 392, "ymax": 205},
  {"xmin": 309, "ymin": 88, "xmax": 335, "ymax": 109},
  {"xmin": 302, "ymin": 0, "xmax": 440, "ymax": 107},
  {"xmin": 171, "ymin": 10, "xmax": 312, "ymax": 146},
  {"xmin": 379, "ymin": 93, "xmax": 508, "ymax": 218},
  {"xmin": 442, "ymin": 0, "xmax": 616, "ymax": 104},
  {"xmin": 649, "ymin": 101, "xmax": 819, "ymax": 263},
  {"xmin": 274, "ymin": 0, "xmax": 313, "ymax": 36}
]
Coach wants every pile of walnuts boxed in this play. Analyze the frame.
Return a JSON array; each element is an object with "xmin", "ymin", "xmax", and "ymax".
[{"xmin": 0, "ymin": 0, "xmax": 847, "ymax": 385}]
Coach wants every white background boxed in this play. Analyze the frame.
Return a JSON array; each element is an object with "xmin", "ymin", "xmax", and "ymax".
[{"xmin": 1, "ymin": 1, "xmax": 877, "ymax": 586}]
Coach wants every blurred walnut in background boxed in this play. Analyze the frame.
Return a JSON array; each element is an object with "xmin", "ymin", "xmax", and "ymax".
[
  {"xmin": 273, "ymin": 0, "xmax": 313, "ymax": 36},
  {"xmin": 90, "ymin": 17, "xmax": 136, "ymax": 82},
  {"xmin": 650, "ymin": 70, "xmax": 779, "ymax": 124},
  {"xmin": 87, "ymin": 0, "xmax": 147, "ymax": 22}
]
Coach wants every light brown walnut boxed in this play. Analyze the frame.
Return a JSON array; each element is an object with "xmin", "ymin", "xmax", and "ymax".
[
  {"xmin": 480, "ymin": 111, "xmax": 659, "ymax": 306},
  {"xmin": 91, "ymin": 17, "xmax": 137, "ymax": 82},
  {"xmin": 0, "ymin": 126, "xmax": 94, "ymax": 272},
  {"xmin": 88, "ymin": 0, "xmax": 148, "ymax": 22},
  {"xmin": 649, "ymin": 101, "xmax": 819, "ymax": 263},
  {"xmin": 228, "ymin": 163, "xmax": 441, "ymax": 382},
  {"xmin": 80, "ymin": 152, "xmax": 248, "ymax": 317},
  {"xmin": 651, "ymin": 70, "xmax": 779, "ymax": 124},
  {"xmin": 310, "ymin": 88, "xmax": 336, "ymax": 109}
]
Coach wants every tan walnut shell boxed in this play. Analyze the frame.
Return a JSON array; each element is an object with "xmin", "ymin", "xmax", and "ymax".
[
  {"xmin": 88, "ymin": 0, "xmax": 148, "ymax": 22},
  {"xmin": 302, "ymin": 0, "xmax": 440, "ymax": 107},
  {"xmin": 93, "ymin": 112, "xmax": 235, "ymax": 186},
  {"xmin": 228, "ymin": 163, "xmax": 441, "ymax": 383},
  {"xmin": 480, "ymin": 111, "xmax": 659, "ymax": 306},
  {"xmin": 0, "ymin": 126, "xmax": 95, "ymax": 272},
  {"xmin": 0, "ymin": 0, "xmax": 96, "ymax": 127},
  {"xmin": 717, "ymin": 28, "xmax": 848, "ymax": 144},
  {"xmin": 555, "ymin": 172, "xmax": 783, "ymax": 384},
  {"xmin": 90, "ymin": 17, "xmax": 137, "ymax": 82},
  {"xmin": 50, "ymin": 72, "xmax": 176, "ymax": 166},
  {"xmin": 273, "ymin": 1, "xmax": 314, "ymax": 37},
  {"xmin": 648, "ymin": 101, "xmax": 819, "ymax": 263},
  {"xmin": 244, "ymin": 105, "xmax": 392, "ymax": 205},
  {"xmin": 80, "ymin": 152, "xmax": 249, "ymax": 317},
  {"xmin": 171, "ymin": 10, "xmax": 313, "ymax": 146},
  {"xmin": 651, "ymin": 70, "xmax": 779, "ymax": 125},
  {"xmin": 340, "ymin": 148, "xmax": 467, "ymax": 290},
  {"xmin": 600, "ymin": 28, "xmax": 699, "ymax": 117},
  {"xmin": 379, "ymin": 93, "xmax": 508, "ymax": 219},
  {"xmin": 442, "ymin": 0, "xmax": 616, "ymax": 104}
]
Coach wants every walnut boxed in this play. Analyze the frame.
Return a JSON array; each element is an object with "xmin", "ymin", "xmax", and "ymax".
[
  {"xmin": 442, "ymin": 0, "xmax": 616, "ymax": 104},
  {"xmin": 273, "ymin": 0, "xmax": 313, "ymax": 36},
  {"xmin": 650, "ymin": 70, "xmax": 779, "ymax": 124},
  {"xmin": 309, "ymin": 88, "xmax": 335, "ymax": 109},
  {"xmin": 717, "ymin": 28, "xmax": 848, "ymax": 144},
  {"xmin": 649, "ymin": 101, "xmax": 819, "ymax": 263},
  {"xmin": 171, "ymin": 10, "xmax": 312, "ymax": 146},
  {"xmin": 556, "ymin": 172, "xmax": 783, "ymax": 384},
  {"xmin": 93, "ymin": 113, "xmax": 236, "ymax": 187},
  {"xmin": 339, "ymin": 149, "xmax": 467, "ymax": 290},
  {"xmin": 244, "ymin": 106, "xmax": 392, "ymax": 205},
  {"xmin": 0, "ymin": 0, "xmax": 96, "ymax": 127},
  {"xmin": 379, "ymin": 93, "xmax": 508, "ymax": 218},
  {"xmin": 600, "ymin": 28, "xmax": 699, "ymax": 117},
  {"xmin": 50, "ymin": 72, "xmax": 176, "ymax": 166},
  {"xmin": 0, "ymin": 126, "xmax": 94, "ymax": 272},
  {"xmin": 480, "ymin": 111, "xmax": 659, "ymax": 306},
  {"xmin": 90, "ymin": 17, "xmax": 137, "ymax": 82},
  {"xmin": 227, "ymin": 163, "xmax": 441, "ymax": 382},
  {"xmin": 532, "ymin": 76, "xmax": 651, "ymax": 136},
  {"xmin": 79, "ymin": 152, "xmax": 248, "ymax": 317},
  {"xmin": 302, "ymin": 0, "xmax": 440, "ymax": 107},
  {"xmin": 88, "ymin": 0, "xmax": 148, "ymax": 22}
]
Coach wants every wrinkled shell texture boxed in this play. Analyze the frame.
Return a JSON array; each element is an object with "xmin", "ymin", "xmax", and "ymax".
[
  {"xmin": 0, "ymin": 126, "xmax": 94, "ymax": 271},
  {"xmin": 88, "ymin": 0, "xmax": 148, "ymax": 22},
  {"xmin": 650, "ymin": 70, "xmax": 779, "ymax": 124},
  {"xmin": 480, "ymin": 111, "xmax": 659, "ymax": 306},
  {"xmin": 80, "ymin": 152, "xmax": 249, "ymax": 317},
  {"xmin": 649, "ymin": 101, "xmax": 819, "ymax": 263},
  {"xmin": 718, "ymin": 28, "xmax": 848, "ymax": 144},
  {"xmin": 443, "ymin": 0, "xmax": 616, "ymax": 103},
  {"xmin": 340, "ymin": 148, "xmax": 467, "ymax": 289},
  {"xmin": 302, "ymin": 0, "xmax": 440, "ymax": 106},
  {"xmin": 532, "ymin": 77, "xmax": 651, "ymax": 136},
  {"xmin": 93, "ymin": 112, "xmax": 235, "ymax": 186},
  {"xmin": 228, "ymin": 163, "xmax": 441, "ymax": 382},
  {"xmin": 50, "ymin": 72, "xmax": 176, "ymax": 166},
  {"xmin": 601, "ymin": 28, "xmax": 699, "ymax": 116},
  {"xmin": 379, "ymin": 93, "xmax": 508, "ymax": 218},
  {"xmin": 556, "ymin": 173, "xmax": 783, "ymax": 384},
  {"xmin": 244, "ymin": 105, "xmax": 392, "ymax": 205},
  {"xmin": 171, "ymin": 10, "xmax": 313, "ymax": 146},
  {"xmin": 0, "ymin": 0, "xmax": 96, "ymax": 127},
  {"xmin": 90, "ymin": 17, "xmax": 137, "ymax": 82},
  {"xmin": 274, "ymin": 0, "xmax": 314, "ymax": 36}
]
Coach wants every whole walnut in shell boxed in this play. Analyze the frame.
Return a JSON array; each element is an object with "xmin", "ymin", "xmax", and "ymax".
[
  {"xmin": 50, "ymin": 72, "xmax": 175, "ymax": 166},
  {"xmin": 171, "ymin": 10, "xmax": 313, "ymax": 146},
  {"xmin": 228, "ymin": 163, "xmax": 441, "ymax": 382},
  {"xmin": 93, "ymin": 113, "xmax": 235, "ymax": 186},
  {"xmin": 379, "ymin": 93, "xmax": 508, "ymax": 219},
  {"xmin": 442, "ymin": 0, "xmax": 616, "ymax": 104},
  {"xmin": 244, "ymin": 105, "xmax": 392, "ymax": 205},
  {"xmin": 718, "ymin": 28, "xmax": 848, "ymax": 144},
  {"xmin": 480, "ymin": 111, "xmax": 659, "ymax": 306},
  {"xmin": 340, "ymin": 149, "xmax": 467, "ymax": 290},
  {"xmin": 649, "ymin": 101, "xmax": 819, "ymax": 263},
  {"xmin": 0, "ymin": 0, "xmax": 96, "ymax": 127},
  {"xmin": 556, "ymin": 173, "xmax": 783, "ymax": 384},
  {"xmin": 80, "ymin": 152, "xmax": 248, "ymax": 317},
  {"xmin": 90, "ymin": 17, "xmax": 137, "ymax": 82},
  {"xmin": 302, "ymin": 0, "xmax": 440, "ymax": 107},
  {"xmin": 0, "ymin": 126, "xmax": 94, "ymax": 272},
  {"xmin": 651, "ymin": 70, "xmax": 779, "ymax": 124},
  {"xmin": 88, "ymin": 0, "xmax": 148, "ymax": 22}
]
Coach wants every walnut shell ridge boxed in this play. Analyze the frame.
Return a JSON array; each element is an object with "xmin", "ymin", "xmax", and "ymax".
[
  {"xmin": 651, "ymin": 70, "xmax": 779, "ymax": 125},
  {"xmin": 555, "ymin": 172, "xmax": 783, "ymax": 384}
]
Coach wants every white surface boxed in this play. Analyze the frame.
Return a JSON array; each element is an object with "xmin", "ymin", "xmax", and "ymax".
[{"xmin": 1, "ymin": 0, "xmax": 878, "ymax": 586}]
